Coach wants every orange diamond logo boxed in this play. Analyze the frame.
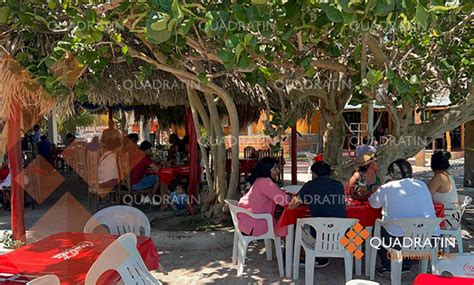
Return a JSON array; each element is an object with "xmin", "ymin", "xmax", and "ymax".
[
  {"xmin": 17, "ymin": 156, "xmax": 64, "ymax": 205},
  {"xmin": 339, "ymin": 223, "xmax": 369, "ymax": 260}
]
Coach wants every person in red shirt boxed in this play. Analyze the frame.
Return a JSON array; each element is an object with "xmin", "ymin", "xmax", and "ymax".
[{"xmin": 130, "ymin": 141, "xmax": 161, "ymax": 196}]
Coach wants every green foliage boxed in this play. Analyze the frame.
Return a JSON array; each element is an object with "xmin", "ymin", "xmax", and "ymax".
[
  {"xmin": 1, "ymin": 0, "xmax": 471, "ymax": 120},
  {"xmin": 57, "ymin": 111, "xmax": 96, "ymax": 136}
]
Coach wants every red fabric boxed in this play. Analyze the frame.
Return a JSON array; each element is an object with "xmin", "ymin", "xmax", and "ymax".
[
  {"xmin": 414, "ymin": 274, "xmax": 474, "ymax": 285},
  {"xmin": 0, "ymin": 169, "xmax": 8, "ymax": 181},
  {"xmin": 0, "ymin": 232, "xmax": 159, "ymax": 285},
  {"xmin": 225, "ymin": 159, "xmax": 258, "ymax": 174},
  {"xmin": 314, "ymin": 154, "xmax": 324, "ymax": 162},
  {"xmin": 274, "ymin": 202, "xmax": 445, "ymax": 234},
  {"xmin": 157, "ymin": 165, "xmax": 190, "ymax": 186},
  {"xmin": 131, "ymin": 155, "xmax": 154, "ymax": 185}
]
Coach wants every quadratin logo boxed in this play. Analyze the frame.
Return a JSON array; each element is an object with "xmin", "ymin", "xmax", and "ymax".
[{"xmin": 339, "ymin": 223, "xmax": 370, "ymax": 260}]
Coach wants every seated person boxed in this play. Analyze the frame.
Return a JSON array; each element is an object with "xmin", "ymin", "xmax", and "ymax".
[
  {"xmin": 368, "ymin": 159, "xmax": 437, "ymax": 276},
  {"xmin": 130, "ymin": 141, "xmax": 160, "ymax": 197},
  {"xmin": 167, "ymin": 134, "xmax": 184, "ymax": 162},
  {"xmin": 168, "ymin": 183, "xmax": 194, "ymax": 216},
  {"xmin": 98, "ymin": 135, "xmax": 121, "ymax": 188},
  {"xmin": 428, "ymin": 151, "xmax": 459, "ymax": 208},
  {"xmin": 37, "ymin": 135, "xmax": 52, "ymax": 163},
  {"xmin": 238, "ymin": 157, "xmax": 290, "ymax": 236},
  {"xmin": 355, "ymin": 136, "xmax": 376, "ymax": 158},
  {"xmin": 289, "ymin": 161, "xmax": 346, "ymax": 268},
  {"xmin": 346, "ymin": 152, "xmax": 383, "ymax": 201},
  {"xmin": 0, "ymin": 155, "xmax": 9, "ymax": 183},
  {"xmin": 85, "ymin": 136, "xmax": 100, "ymax": 152},
  {"xmin": 127, "ymin": 133, "xmax": 139, "ymax": 145}
]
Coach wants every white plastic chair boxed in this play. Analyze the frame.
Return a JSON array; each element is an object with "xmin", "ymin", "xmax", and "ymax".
[
  {"xmin": 346, "ymin": 280, "xmax": 379, "ymax": 285},
  {"xmin": 369, "ymin": 217, "xmax": 442, "ymax": 285},
  {"xmin": 85, "ymin": 233, "xmax": 161, "ymax": 285},
  {"xmin": 292, "ymin": 217, "xmax": 358, "ymax": 284},
  {"xmin": 282, "ymin": 185, "xmax": 302, "ymax": 195},
  {"xmin": 440, "ymin": 195, "xmax": 472, "ymax": 253},
  {"xmin": 432, "ymin": 253, "xmax": 474, "ymax": 277},
  {"xmin": 225, "ymin": 199, "xmax": 284, "ymax": 277},
  {"xmin": 27, "ymin": 275, "xmax": 60, "ymax": 285},
  {"xmin": 84, "ymin": 205, "xmax": 151, "ymax": 237}
]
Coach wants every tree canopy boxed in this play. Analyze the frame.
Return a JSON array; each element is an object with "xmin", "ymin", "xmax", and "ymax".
[{"xmin": 1, "ymin": 0, "xmax": 473, "ymax": 171}]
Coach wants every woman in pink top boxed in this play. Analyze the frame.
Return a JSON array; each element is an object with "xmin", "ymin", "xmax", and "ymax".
[{"xmin": 238, "ymin": 157, "xmax": 290, "ymax": 236}]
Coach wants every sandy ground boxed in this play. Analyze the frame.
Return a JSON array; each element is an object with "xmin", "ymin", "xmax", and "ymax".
[{"xmin": 1, "ymin": 158, "xmax": 472, "ymax": 284}]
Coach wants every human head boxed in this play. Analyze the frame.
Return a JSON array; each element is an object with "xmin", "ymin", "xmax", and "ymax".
[
  {"xmin": 247, "ymin": 157, "xmax": 280, "ymax": 185},
  {"xmin": 40, "ymin": 135, "xmax": 47, "ymax": 141},
  {"xmin": 169, "ymin": 134, "xmax": 179, "ymax": 145},
  {"xmin": 310, "ymin": 161, "xmax": 331, "ymax": 179},
  {"xmin": 175, "ymin": 183, "xmax": 186, "ymax": 194},
  {"xmin": 127, "ymin": 133, "xmax": 139, "ymax": 144},
  {"xmin": 103, "ymin": 131, "xmax": 122, "ymax": 151},
  {"xmin": 431, "ymin": 151, "xmax": 451, "ymax": 172},
  {"xmin": 91, "ymin": 136, "xmax": 99, "ymax": 144},
  {"xmin": 139, "ymin": 141, "xmax": 153, "ymax": 155},
  {"xmin": 33, "ymin": 125, "xmax": 40, "ymax": 131},
  {"xmin": 387, "ymin": 159, "xmax": 413, "ymax": 180},
  {"xmin": 358, "ymin": 152, "xmax": 378, "ymax": 172}
]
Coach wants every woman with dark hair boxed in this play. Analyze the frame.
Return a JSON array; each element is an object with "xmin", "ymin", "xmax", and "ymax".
[
  {"xmin": 237, "ymin": 157, "xmax": 290, "ymax": 236},
  {"xmin": 98, "ymin": 132, "xmax": 122, "ymax": 189},
  {"xmin": 167, "ymin": 133, "xmax": 184, "ymax": 161},
  {"xmin": 428, "ymin": 151, "xmax": 458, "ymax": 208}
]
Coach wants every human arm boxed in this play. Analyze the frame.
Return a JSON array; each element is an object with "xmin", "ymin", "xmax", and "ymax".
[
  {"xmin": 427, "ymin": 174, "xmax": 441, "ymax": 195},
  {"xmin": 368, "ymin": 186, "xmax": 383, "ymax": 209},
  {"xmin": 347, "ymin": 171, "xmax": 359, "ymax": 190},
  {"xmin": 288, "ymin": 195, "xmax": 302, "ymax": 209},
  {"xmin": 261, "ymin": 179, "xmax": 291, "ymax": 206}
]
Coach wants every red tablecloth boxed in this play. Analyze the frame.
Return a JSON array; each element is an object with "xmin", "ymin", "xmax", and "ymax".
[
  {"xmin": 414, "ymin": 274, "xmax": 474, "ymax": 285},
  {"xmin": 157, "ymin": 165, "xmax": 190, "ymax": 186},
  {"xmin": 226, "ymin": 158, "xmax": 258, "ymax": 174},
  {"xmin": 274, "ymin": 202, "xmax": 445, "ymax": 236},
  {"xmin": 0, "ymin": 232, "xmax": 159, "ymax": 284}
]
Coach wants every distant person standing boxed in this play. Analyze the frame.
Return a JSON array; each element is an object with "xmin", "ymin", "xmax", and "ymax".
[
  {"xmin": 37, "ymin": 135, "xmax": 52, "ymax": 163},
  {"xmin": 32, "ymin": 125, "xmax": 42, "ymax": 144},
  {"xmin": 355, "ymin": 136, "xmax": 376, "ymax": 158}
]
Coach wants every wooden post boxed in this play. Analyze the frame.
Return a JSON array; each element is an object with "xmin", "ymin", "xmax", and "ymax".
[
  {"xmin": 446, "ymin": 131, "xmax": 452, "ymax": 152},
  {"xmin": 291, "ymin": 125, "xmax": 297, "ymax": 185},
  {"xmin": 8, "ymin": 101, "xmax": 26, "ymax": 243},
  {"xmin": 186, "ymin": 108, "xmax": 198, "ymax": 200},
  {"xmin": 414, "ymin": 110, "xmax": 425, "ymax": 167},
  {"xmin": 464, "ymin": 121, "xmax": 474, "ymax": 187}
]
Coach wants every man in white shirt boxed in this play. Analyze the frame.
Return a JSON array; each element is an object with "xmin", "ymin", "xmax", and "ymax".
[{"xmin": 369, "ymin": 159, "xmax": 436, "ymax": 276}]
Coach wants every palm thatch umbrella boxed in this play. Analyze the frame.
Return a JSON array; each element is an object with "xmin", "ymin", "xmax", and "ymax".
[
  {"xmin": 0, "ymin": 50, "xmax": 55, "ymax": 154},
  {"xmin": 82, "ymin": 60, "xmax": 316, "ymax": 129}
]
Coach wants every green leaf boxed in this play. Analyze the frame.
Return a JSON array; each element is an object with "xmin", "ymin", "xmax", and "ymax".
[
  {"xmin": 177, "ymin": 18, "xmax": 195, "ymax": 36},
  {"xmin": 366, "ymin": 0, "xmax": 377, "ymax": 12},
  {"xmin": 415, "ymin": 3, "xmax": 430, "ymax": 30},
  {"xmin": 237, "ymin": 53, "xmax": 251, "ymax": 69},
  {"xmin": 0, "ymin": 6, "xmax": 11, "ymax": 24},
  {"xmin": 409, "ymin": 75, "xmax": 418, "ymax": 84},
  {"xmin": 217, "ymin": 50, "xmax": 234, "ymax": 63},
  {"xmin": 322, "ymin": 5, "xmax": 344, "ymax": 23},
  {"xmin": 121, "ymin": 45, "xmax": 129, "ymax": 55}
]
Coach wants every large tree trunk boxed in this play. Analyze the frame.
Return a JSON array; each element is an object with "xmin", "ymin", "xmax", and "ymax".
[
  {"xmin": 321, "ymin": 107, "xmax": 346, "ymax": 168},
  {"xmin": 464, "ymin": 120, "xmax": 474, "ymax": 187}
]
